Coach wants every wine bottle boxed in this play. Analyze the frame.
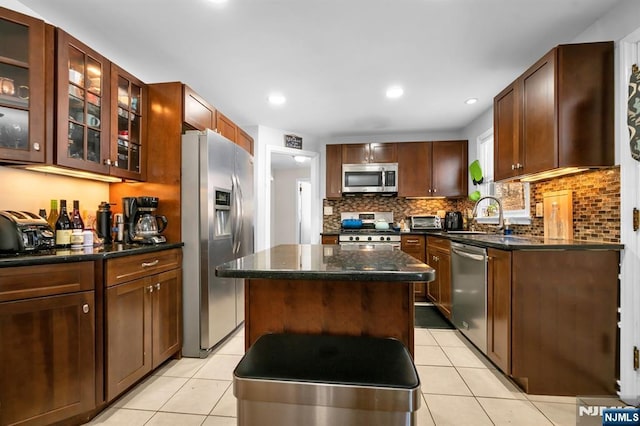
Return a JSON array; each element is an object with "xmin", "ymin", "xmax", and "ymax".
[
  {"xmin": 47, "ymin": 199, "xmax": 59, "ymax": 230},
  {"xmin": 71, "ymin": 200, "xmax": 84, "ymax": 230},
  {"xmin": 55, "ymin": 200, "xmax": 72, "ymax": 247}
]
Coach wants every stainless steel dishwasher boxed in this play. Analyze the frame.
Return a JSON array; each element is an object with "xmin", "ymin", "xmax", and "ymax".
[{"xmin": 450, "ymin": 242, "xmax": 488, "ymax": 354}]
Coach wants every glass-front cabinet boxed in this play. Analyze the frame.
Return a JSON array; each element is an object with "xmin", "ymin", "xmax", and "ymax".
[
  {"xmin": 0, "ymin": 8, "xmax": 45, "ymax": 163},
  {"xmin": 110, "ymin": 64, "xmax": 145, "ymax": 180},
  {"xmin": 56, "ymin": 29, "xmax": 110, "ymax": 174}
]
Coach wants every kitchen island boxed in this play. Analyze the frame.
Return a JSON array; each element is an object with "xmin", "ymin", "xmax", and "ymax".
[{"xmin": 216, "ymin": 244, "xmax": 435, "ymax": 356}]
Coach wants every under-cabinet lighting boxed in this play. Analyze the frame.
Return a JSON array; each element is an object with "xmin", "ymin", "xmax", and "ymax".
[
  {"xmin": 519, "ymin": 167, "xmax": 589, "ymax": 182},
  {"xmin": 21, "ymin": 165, "xmax": 123, "ymax": 183}
]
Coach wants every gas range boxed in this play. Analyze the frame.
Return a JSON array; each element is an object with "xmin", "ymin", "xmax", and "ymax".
[{"xmin": 339, "ymin": 211, "xmax": 400, "ymax": 249}]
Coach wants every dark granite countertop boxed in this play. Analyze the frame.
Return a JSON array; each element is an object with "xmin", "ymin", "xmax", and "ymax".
[
  {"xmin": 0, "ymin": 242, "xmax": 184, "ymax": 267},
  {"xmin": 402, "ymin": 230, "xmax": 623, "ymax": 250},
  {"xmin": 216, "ymin": 244, "xmax": 435, "ymax": 282}
]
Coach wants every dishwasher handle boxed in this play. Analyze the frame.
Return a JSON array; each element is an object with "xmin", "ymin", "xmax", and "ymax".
[{"xmin": 451, "ymin": 247, "xmax": 487, "ymax": 262}]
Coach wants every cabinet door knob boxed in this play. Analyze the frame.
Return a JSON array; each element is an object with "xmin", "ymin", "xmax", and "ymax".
[
  {"xmin": 428, "ymin": 189, "xmax": 432, "ymax": 193},
  {"xmin": 511, "ymin": 164, "xmax": 515, "ymax": 170},
  {"xmin": 142, "ymin": 260, "xmax": 159, "ymax": 268},
  {"xmin": 433, "ymin": 188, "xmax": 437, "ymax": 193},
  {"xmin": 148, "ymin": 285, "xmax": 154, "ymax": 293},
  {"xmin": 155, "ymin": 283, "xmax": 161, "ymax": 290},
  {"xmin": 82, "ymin": 304, "xmax": 90, "ymax": 314},
  {"xmin": 33, "ymin": 142, "xmax": 40, "ymax": 151},
  {"xmin": 517, "ymin": 163, "xmax": 523, "ymax": 169}
]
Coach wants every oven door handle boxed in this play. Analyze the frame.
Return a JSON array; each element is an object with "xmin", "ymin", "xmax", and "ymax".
[{"xmin": 451, "ymin": 247, "xmax": 486, "ymax": 262}]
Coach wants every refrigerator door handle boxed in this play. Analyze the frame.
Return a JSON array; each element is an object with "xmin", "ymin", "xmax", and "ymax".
[
  {"xmin": 235, "ymin": 176, "xmax": 244, "ymax": 254},
  {"xmin": 231, "ymin": 174, "xmax": 242, "ymax": 254}
]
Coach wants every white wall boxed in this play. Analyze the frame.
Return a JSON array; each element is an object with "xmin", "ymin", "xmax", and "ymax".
[
  {"xmin": 460, "ymin": 108, "xmax": 493, "ymax": 195},
  {"xmin": 254, "ymin": 125, "xmax": 321, "ymax": 250},
  {"xmin": 271, "ymin": 167, "xmax": 311, "ymax": 246}
]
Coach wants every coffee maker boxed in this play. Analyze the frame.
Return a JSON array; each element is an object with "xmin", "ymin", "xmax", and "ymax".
[{"xmin": 123, "ymin": 196, "xmax": 168, "ymax": 244}]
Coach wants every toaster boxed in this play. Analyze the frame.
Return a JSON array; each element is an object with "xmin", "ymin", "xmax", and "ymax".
[
  {"xmin": 0, "ymin": 210, "xmax": 55, "ymax": 252},
  {"xmin": 410, "ymin": 215, "xmax": 442, "ymax": 230}
]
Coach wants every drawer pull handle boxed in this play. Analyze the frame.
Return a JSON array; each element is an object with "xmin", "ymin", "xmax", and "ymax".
[
  {"xmin": 82, "ymin": 304, "xmax": 90, "ymax": 314},
  {"xmin": 155, "ymin": 283, "xmax": 161, "ymax": 290},
  {"xmin": 142, "ymin": 260, "xmax": 160, "ymax": 268},
  {"xmin": 406, "ymin": 239, "xmax": 420, "ymax": 243}
]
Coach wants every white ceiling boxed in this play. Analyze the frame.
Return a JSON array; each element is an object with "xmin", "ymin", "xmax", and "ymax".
[{"xmin": 15, "ymin": 0, "xmax": 624, "ymax": 140}]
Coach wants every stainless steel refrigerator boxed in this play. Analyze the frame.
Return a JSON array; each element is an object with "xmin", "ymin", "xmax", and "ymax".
[{"xmin": 181, "ymin": 129, "xmax": 254, "ymax": 358}]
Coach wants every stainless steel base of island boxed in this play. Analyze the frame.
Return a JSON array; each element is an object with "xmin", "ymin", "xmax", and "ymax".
[{"xmin": 233, "ymin": 333, "xmax": 421, "ymax": 426}]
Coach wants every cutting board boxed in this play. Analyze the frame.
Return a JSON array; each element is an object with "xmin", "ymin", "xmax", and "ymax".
[{"xmin": 543, "ymin": 190, "xmax": 573, "ymax": 240}]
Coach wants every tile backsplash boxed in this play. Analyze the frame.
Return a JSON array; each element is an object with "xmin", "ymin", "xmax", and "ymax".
[{"xmin": 323, "ymin": 166, "xmax": 621, "ymax": 243}]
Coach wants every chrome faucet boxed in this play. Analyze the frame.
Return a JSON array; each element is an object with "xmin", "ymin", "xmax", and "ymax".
[{"xmin": 471, "ymin": 195, "xmax": 504, "ymax": 231}]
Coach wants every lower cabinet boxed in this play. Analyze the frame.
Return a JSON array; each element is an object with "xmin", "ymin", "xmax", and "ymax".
[
  {"xmin": 400, "ymin": 235, "xmax": 427, "ymax": 300},
  {"xmin": 426, "ymin": 237, "xmax": 451, "ymax": 318},
  {"xmin": 486, "ymin": 249, "xmax": 619, "ymax": 396},
  {"xmin": 487, "ymin": 248, "xmax": 511, "ymax": 373},
  {"xmin": 321, "ymin": 235, "xmax": 339, "ymax": 244},
  {"xmin": 105, "ymin": 249, "xmax": 182, "ymax": 402},
  {"xmin": 0, "ymin": 262, "xmax": 96, "ymax": 426}
]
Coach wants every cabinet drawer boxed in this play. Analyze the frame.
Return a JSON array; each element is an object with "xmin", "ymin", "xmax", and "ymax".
[
  {"xmin": 427, "ymin": 236, "xmax": 450, "ymax": 251},
  {"xmin": 0, "ymin": 261, "xmax": 94, "ymax": 302},
  {"xmin": 106, "ymin": 249, "xmax": 182, "ymax": 287},
  {"xmin": 401, "ymin": 235, "xmax": 425, "ymax": 248}
]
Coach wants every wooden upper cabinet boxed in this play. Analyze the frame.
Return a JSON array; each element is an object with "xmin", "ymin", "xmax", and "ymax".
[
  {"xmin": 493, "ymin": 42, "xmax": 614, "ymax": 181},
  {"xmin": 494, "ymin": 81, "xmax": 521, "ymax": 181},
  {"xmin": 0, "ymin": 7, "xmax": 46, "ymax": 163},
  {"xmin": 110, "ymin": 64, "xmax": 146, "ymax": 180},
  {"xmin": 342, "ymin": 143, "xmax": 397, "ymax": 163},
  {"xmin": 326, "ymin": 144, "xmax": 342, "ymax": 198},
  {"xmin": 397, "ymin": 140, "xmax": 467, "ymax": 198},
  {"xmin": 521, "ymin": 51, "xmax": 556, "ymax": 176},
  {"xmin": 237, "ymin": 127, "xmax": 254, "ymax": 155},
  {"xmin": 398, "ymin": 142, "xmax": 431, "ymax": 197},
  {"xmin": 183, "ymin": 85, "xmax": 215, "ymax": 131},
  {"xmin": 432, "ymin": 140, "xmax": 467, "ymax": 198},
  {"xmin": 55, "ymin": 29, "xmax": 111, "ymax": 174},
  {"xmin": 216, "ymin": 111, "xmax": 237, "ymax": 142},
  {"xmin": 370, "ymin": 142, "xmax": 397, "ymax": 162}
]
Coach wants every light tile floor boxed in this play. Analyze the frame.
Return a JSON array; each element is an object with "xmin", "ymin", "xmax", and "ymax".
[{"xmin": 86, "ymin": 326, "xmax": 578, "ymax": 425}]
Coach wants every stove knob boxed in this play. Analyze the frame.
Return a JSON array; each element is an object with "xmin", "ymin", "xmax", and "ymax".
[
  {"xmin": 367, "ymin": 236, "xmax": 372, "ymax": 241},
  {"xmin": 349, "ymin": 236, "xmax": 354, "ymax": 241},
  {"xmin": 355, "ymin": 236, "xmax": 359, "ymax": 241},
  {"xmin": 380, "ymin": 236, "xmax": 385, "ymax": 241},
  {"xmin": 387, "ymin": 236, "xmax": 391, "ymax": 241}
]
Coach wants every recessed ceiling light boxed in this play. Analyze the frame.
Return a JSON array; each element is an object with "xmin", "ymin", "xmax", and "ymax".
[
  {"xmin": 268, "ymin": 93, "xmax": 286, "ymax": 105},
  {"xmin": 465, "ymin": 98, "xmax": 478, "ymax": 105},
  {"xmin": 293, "ymin": 155, "xmax": 308, "ymax": 163},
  {"xmin": 207, "ymin": 0, "xmax": 228, "ymax": 4},
  {"xmin": 386, "ymin": 86, "xmax": 404, "ymax": 99}
]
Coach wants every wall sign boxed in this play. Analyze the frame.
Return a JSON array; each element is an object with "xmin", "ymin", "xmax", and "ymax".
[{"xmin": 284, "ymin": 134, "xmax": 303, "ymax": 149}]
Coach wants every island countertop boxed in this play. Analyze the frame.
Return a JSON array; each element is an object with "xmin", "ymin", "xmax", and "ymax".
[{"xmin": 216, "ymin": 244, "xmax": 435, "ymax": 282}]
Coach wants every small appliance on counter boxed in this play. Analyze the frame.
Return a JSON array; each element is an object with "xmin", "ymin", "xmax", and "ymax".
[
  {"xmin": 338, "ymin": 212, "xmax": 400, "ymax": 250},
  {"xmin": 444, "ymin": 211, "xmax": 464, "ymax": 231},
  {"xmin": 124, "ymin": 196, "xmax": 168, "ymax": 244},
  {"xmin": 410, "ymin": 215, "xmax": 442, "ymax": 231},
  {"xmin": 0, "ymin": 210, "xmax": 55, "ymax": 252}
]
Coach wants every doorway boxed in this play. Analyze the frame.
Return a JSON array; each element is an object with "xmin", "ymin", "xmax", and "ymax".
[{"xmin": 297, "ymin": 179, "xmax": 311, "ymax": 243}]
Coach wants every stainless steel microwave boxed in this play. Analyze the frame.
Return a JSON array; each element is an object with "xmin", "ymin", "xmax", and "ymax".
[{"xmin": 342, "ymin": 163, "xmax": 398, "ymax": 194}]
